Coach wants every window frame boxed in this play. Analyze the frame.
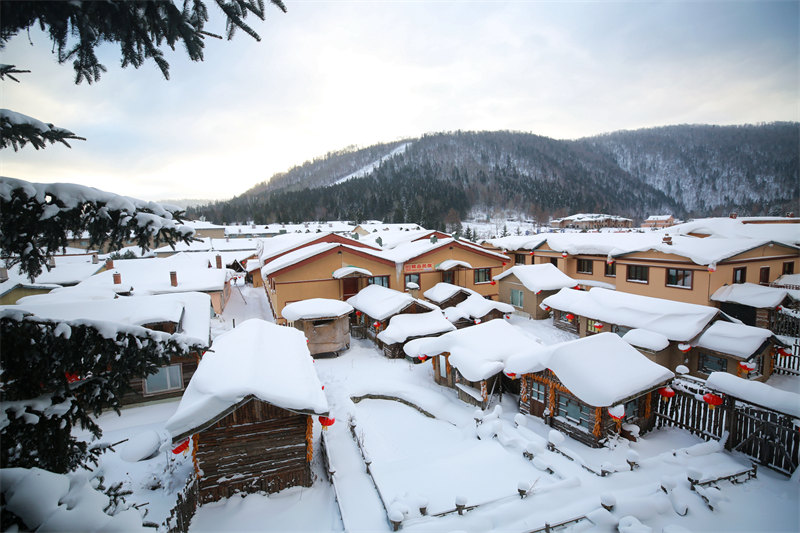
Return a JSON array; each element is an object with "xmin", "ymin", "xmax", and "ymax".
[
  {"xmin": 441, "ymin": 271, "xmax": 454, "ymax": 285},
  {"xmin": 144, "ymin": 363, "xmax": 183, "ymax": 395},
  {"xmin": 510, "ymin": 288, "xmax": 524, "ymax": 308},
  {"xmin": 759, "ymin": 266, "xmax": 770, "ymax": 286},
  {"xmin": 577, "ymin": 259, "xmax": 593, "ymax": 274},
  {"xmin": 732, "ymin": 267, "xmax": 746, "ymax": 284},
  {"xmin": 665, "ymin": 268, "xmax": 693, "ymax": 289},
  {"xmin": 474, "ymin": 268, "xmax": 491, "ymax": 284},
  {"xmin": 404, "ymin": 273, "xmax": 421, "ymax": 290},
  {"xmin": 604, "ymin": 262, "xmax": 616, "ymax": 277},
  {"xmin": 368, "ymin": 275, "xmax": 389, "ymax": 288},
  {"xmin": 626, "ymin": 264, "xmax": 649, "ymax": 284},
  {"xmin": 782, "ymin": 261, "xmax": 795, "ymax": 276},
  {"xmin": 557, "ymin": 393, "xmax": 593, "ymax": 429},
  {"xmin": 514, "ymin": 253, "xmax": 526, "ymax": 265},
  {"xmin": 530, "ymin": 379, "xmax": 546, "ymax": 403},
  {"xmin": 698, "ymin": 352, "xmax": 728, "ymax": 375}
]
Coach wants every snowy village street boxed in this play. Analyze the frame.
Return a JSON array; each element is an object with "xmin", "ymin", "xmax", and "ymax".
[{"xmin": 82, "ymin": 289, "xmax": 800, "ymax": 533}]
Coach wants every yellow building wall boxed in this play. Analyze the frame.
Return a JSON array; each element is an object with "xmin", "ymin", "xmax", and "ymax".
[
  {"xmin": 0, "ymin": 287, "xmax": 53, "ymax": 305},
  {"xmin": 401, "ymin": 245, "xmax": 508, "ymax": 298}
]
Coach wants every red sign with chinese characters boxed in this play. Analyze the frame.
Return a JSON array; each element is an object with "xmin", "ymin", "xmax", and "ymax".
[{"xmin": 404, "ymin": 263, "xmax": 434, "ymax": 273}]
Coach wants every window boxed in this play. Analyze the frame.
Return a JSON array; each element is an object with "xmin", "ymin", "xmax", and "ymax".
[
  {"xmin": 612, "ymin": 324, "xmax": 631, "ymax": 337},
  {"xmin": 759, "ymin": 267, "xmax": 770, "ymax": 286},
  {"xmin": 145, "ymin": 364, "xmax": 183, "ymax": 394},
  {"xmin": 557, "ymin": 394, "xmax": 593, "ymax": 429},
  {"xmin": 441, "ymin": 271, "xmax": 454, "ymax": 285},
  {"xmin": 550, "ymin": 257, "xmax": 559, "ymax": 267},
  {"xmin": 783, "ymin": 262, "xmax": 795, "ymax": 275},
  {"xmin": 604, "ymin": 262, "xmax": 616, "ymax": 277},
  {"xmin": 515, "ymin": 253, "xmax": 527, "ymax": 265},
  {"xmin": 439, "ymin": 355, "xmax": 448, "ymax": 378},
  {"xmin": 585, "ymin": 318, "xmax": 602, "ymax": 335},
  {"xmin": 698, "ymin": 352, "xmax": 727, "ymax": 374},
  {"xmin": 474, "ymin": 268, "xmax": 491, "ymax": 284},
  {"xmin": 368, "ymin": 276, "xmax": 389, "ymax": 288},
  {"xmin": 557, "ymin": 310, "xmax": 575, "ymax": 325},
  {"xmin": 405, "ymin": 273, "xmax": 420, "ymax": 290},
  {"xmin": 666, "ymin": 268, "xmax": 693, "ymax": 288},
  {"xmin": 510, "ymin": 289, "xmax": 524, "ymax": 307},
  {"xmin": 577, "ymin": 259, "xmax": 593, "ymax": 274},
  {"xmin": 733, "ymin": 267, "xmax": 746, "ymax": 284},
  {"xmin": 626, "ymin": 265, "xmax": 649, "ymax": 283},
  {"xmin": 624, "ymin": 398, "xmax": 639, "ymax": 419},
  {"xmin": 530, "ymin": 380, "xmax": 546, "ymax": 403}
]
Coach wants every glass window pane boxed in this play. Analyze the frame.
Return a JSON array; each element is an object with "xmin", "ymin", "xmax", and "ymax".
[{"xmin": 146, "ymin": 367, "xmax": 168, "ymax": 393}]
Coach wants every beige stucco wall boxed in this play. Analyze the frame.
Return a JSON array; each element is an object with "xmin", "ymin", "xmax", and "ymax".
[
  {"xmin": 401, "ymin": 245, "xmax": 507, "ymax": 298},
  {"xmin": 496, "ymin": 274, "xmax": 553, "ymax": 319},
  {"xmin": 0, "ymin": 287, "xmax": 53, "ymax": 305}
]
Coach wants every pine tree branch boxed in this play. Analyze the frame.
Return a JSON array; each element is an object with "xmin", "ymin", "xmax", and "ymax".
[{"xmin": 0, "ymin": 109, "xmax": 86, "ymax": 151}]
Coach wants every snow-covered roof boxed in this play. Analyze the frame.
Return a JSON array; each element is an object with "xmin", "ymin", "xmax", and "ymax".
[
  {"xmin": 542, "ymin": 287, "xmax": 719, "ymax": 341},
  {"xmin": 482, "ymin": 235, "xmax": 549, "ymax": 251},
  {"xmin": 437, "ymin": 259, "xmax": 473, "ymax": 271},
  {"xmin": 282, "ymin": 298, "xmax": 354, "ymax": 321},
  {"xmin": 346, "ymin": 284, "xmax": 435, "ymax": 321},
  {"xmin": 423, "ymin": 282, "xmax": 477, "ymax": 304},
  {"xmin": 454, "ymin": 293, "xmax": 514, "ymax": 319},
  {"xmin": 225, "ymin": 221, "xmax": 355, "ymax": 236},
  {"xmin": 376, "ymin": 310, "xmax": 456, "ymax": 345},
  {"xmin": 622, "ymin": 329, "xmax": 670, "ymax": 352},
  {"xmin": 357, "ymin": 222, "xmax": 423, "ymax": 233},
  {"xmin": 493, "ymin": 264, "xmax": 577, "ymax": 293},
  {"xmin": 2, "ymin": 292, "xmax": 212, "ymax": 346},
  {"xmin": 258, "ymin": 232, "xmax": 337, "ymax": 262},
  {"xmin": 505, "ymin": 332, "xmax": 674, "ymax": 407},
  {"xmin": 615, "ymin": 235, "xmax": 799, "ymax": 267},
  {"xmin": 645, "ymin": 215, "xmax": 673, "ymax": 221},
  {"xmin": 706, "ymin": 372, "xmax": 800, "ymax": 418},
  {"xmin": 359, "ymin": 229, "xmax": 440, "ymax": 249},
  {"xmin": 665, "ymin": 217, "xmax": 800, "ymax": 244},
  {"xmin": 442, "ymin": 306, "xmax": 472, "ymax": 323},
  {"xmin": 332, "ymin": 266, "xmax": 373, "ymax": 278},
  {"xmin": 0, "ymin": 255, "xmax": 104, "ymax": 297},
  {"xmin": 405, "ymin": 319, "xmax": 543, "ymax": 381},
  {"xmin": 261, "ymin": 242, "xmax": 338, "ymax": 277},
  {"xmin": 711, "ymin": 283, "xmax": 797, "ymax": 309},
  {"xmin": 544, "ymin": 232, "xmax": 661, "ymax": 257},
  {"xmin": 374, "ymin": 238, "xmax": 509, "ymax": 264},
  {"xmin": 695, "ymin": 321, "xmax": 773, "ymax": 359},
  {"xmin": 153, "ymin": 237, "xmax": 262, "ymax": 255},
  {"xmin": 552, "ymin": 213, "xmax": 632, "ymax": 223},
  {"xmin": 773, "ymin": 273, "xmax": 800, "ymax": 287},
  {"xmin": 165, "ymin": 319, "xmax": 329, "ymax": 440}
]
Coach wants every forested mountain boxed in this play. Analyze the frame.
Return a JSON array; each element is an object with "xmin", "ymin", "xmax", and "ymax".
[{"xmin": 189, "ymin": 123, "xmax": 799, "ymax": 228}]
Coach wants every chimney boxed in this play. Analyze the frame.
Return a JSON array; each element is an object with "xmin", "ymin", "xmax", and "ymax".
[
  {"xmin": 113, "ymin": 272, "xmax": 121, "ymax": 285},
  {"xmin": 216, "ymin": 254, "xmax": 222, "ymax": 269},
  {"xmin": 662, "ymin": 235, "xmax": 672, "ymax": 245},
  {"xmin": 105, "ymin": 258, "xmax": 114, "ymax": 270},
  {"xmin": 0, "ymin": 267, "xmax": 8, "ymax": 283},
  {"xmin": 92, "ymin": 253, "xmax": 98, "ymax": 264},
  {"xmin": 729, "ymin": 212, "xmax": 738, "ymax": 219},
  {"xmin": 170, "ymin": 271, "xmax": 178, "ymax": 287}
]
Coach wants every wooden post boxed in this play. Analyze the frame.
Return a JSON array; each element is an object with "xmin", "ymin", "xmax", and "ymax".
[{"xmin": 724, "ymin": 396, "xmax": 736, "ymax": 451}]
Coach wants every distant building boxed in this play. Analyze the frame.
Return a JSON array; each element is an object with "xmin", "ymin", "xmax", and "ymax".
[
  {"xmin": 550, "ymin": 214, "xmax": 633, "ymax": 230},
  {"xmin": 642, "ymin": 215, "xmax": 676, "ymax": 229}
]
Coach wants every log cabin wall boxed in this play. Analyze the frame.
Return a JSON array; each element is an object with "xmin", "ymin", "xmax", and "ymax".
[
  {"xmin": 121, "ymin": 353, "xmax": 200, "ymax": 405},
  {"xmin": 431, "ymin": 352, "xmax": 455, "ymax": 388},
  {"xmin": 196, "ymin": 399, "xmax": 311, "ymax": 504}
]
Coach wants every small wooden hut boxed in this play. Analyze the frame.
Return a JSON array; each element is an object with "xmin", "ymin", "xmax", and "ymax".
[
  {"xmin": 347, "ymin": 284, "xmax": 437, "ymax": 343},
  {"xmin": 376, "ymin": 310, "xmax": 456, "ymax": 359},
  {"xmin": 450, "ymin": 293, "xmax": 514, "ymax": 326},
  {"xmin": 423, "ymin": 282, "xmax": 475, "ymax": 309},
  {"xmin": 165, "ymin": 319, "xmax": 329, "ymax": 505},
  {"xmin": 282, "ymin": 298, "xmax": 354, "ymax": 356}
]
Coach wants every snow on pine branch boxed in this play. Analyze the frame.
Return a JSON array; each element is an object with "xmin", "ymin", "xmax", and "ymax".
[
  {"xmin": 0, "ymin": 108, "xmax": 86, "ymax": 151},
  {"xmin": 0, "ymin": 177, "xmax": 196, "ymax": 281}
]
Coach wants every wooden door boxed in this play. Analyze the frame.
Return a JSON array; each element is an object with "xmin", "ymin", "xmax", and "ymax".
[{"xmin": 342, "ymin": 278, "xmax": 359, "ymax": 300}]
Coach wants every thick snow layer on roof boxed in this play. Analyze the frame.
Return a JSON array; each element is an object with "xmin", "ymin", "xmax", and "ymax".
[
  {"xmin": 360, "ymin": 229, "xmax": 439, "ymax": 249},
  {"xmin": 77, "ymin": 254, "xmax": 226, "ymax": 294},
  {"xmin": 493, "ymin": 264, "xmax": 576, "ymax": 293},
  {"xmin": 483, "ymin": 235, "xmax": 548, "ymax": 251},
  {"xmin": 542, "ymin": 287, "xmax": 719, "ymax": 341},
  {"xmin": 454, "ymin": 294, "xmax": 514, "ymax": 319},
  {"xmin": 695, "ymin": 321, "xmax": 773, "ymax": 358},
  {"xmin": 3, "ymin": 292, "xmax": 212, "ymax": 345},
  {"xmin": 706, "ymin": 373, "xmax": 800, "ymax": 418},
  {"xmin": 423, "ymin": 282, "xmax": 477, "ymax": 304},
  {"xmin": 153, "ymin": 237, "xmax": 262, "ymax": 254},
  {"xmin": 165, "ymin": 319, "xmax": 328, "ymax": 439},
  {"xmin": 0, "ymin": 255, "xmax": 104, "ymax": 294},
  {"xmin": 505, "ymin": 333, "xmax": 674, "ymax": 406},
  {"xmin": 376, "ymin": 310, "xmax": 456, "ymax": 344},
  {"xmin": 15, "ymin": 285, "xmax": 118, "ymax": 304},
  {"xmin": 666, "ymin": 217, "xmax": 800, "ymax": 244},
  {"xmin": 711, "ymin": 283, "xmax": 795, "ymax": 308},
  {"xmin": 346, "ymin": 285, "xmax": 435, "ymax": 320},
  {"xmin": 646, "ymin": 215, "xmax": 673, "ymax": 221},
  {"xmin": 358, "ymin": 222, "xmax": 422, "ymax": 233},
  {"xmin": 553, "ymin": 213, "xmax": 632, "ymax": 223},
  {"xmin": 258, "ymin": 232, "xmax": 334, "ymax": 262},
  {"xmin": 437, "ymin": 259, "xmax": 473, "ymax": 271},
  {"xmin": 332, "ymin": 266, "xmax": 373, "ymax": 278},
  {"xmin": 617, "ymin": 235, "xmax": 797, "ymax": 267},
  {"xmin": 282, "ymin": 298, "xmax": 353, "ymax": 321},
  {"xmin": 409, "ymin": 320, "xmax": 543, "ymax": 381},
  {"xmin": 261, "ymin": 242, "xmax": 338, "ymax": 277},
  {"xmin": 774, "ymin": 273, "xmax": 800, "ymax": 287},
  {"xmin": 442, "ymin": 306, "xmax": 472, "ymax": 323},
  {"xmin": 622, "ymin": 329, "xmax": 670, "ymax": 352},
  {"xmin": 545, "ymin": 233, "xmax": 661, "ymax": 257},
  {"xmin": 0, "ymin": 467, "xmax": 147, "ymax": 532}
]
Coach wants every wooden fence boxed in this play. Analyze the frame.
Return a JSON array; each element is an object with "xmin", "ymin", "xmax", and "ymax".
[
  {"xmin": 163, "ymin": 477, "xmax": 199, "ymax": 533},
  {"xmin": 773, "ymin": 338, "xmax": 800, "ymax": 376},
  {"xmin": 654, "ymin": 377, "xmax": 799, "ymax": 476}
]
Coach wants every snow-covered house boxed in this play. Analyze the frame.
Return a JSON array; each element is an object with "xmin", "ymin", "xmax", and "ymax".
[
  {"xmin": 542, "ymin": 287, "xmax": 781, "ymax": 381},
  {"xmin": 550, "ymin": 213, "xmax": 633, "ymax": 230},
  {"xmin": 423, "ymin": 282, "xmax": 477, "ymax": 309},
  {"xmin": 0, "ymin": 254, "xmax": 105, "ymax": 305},
  {"xmin": 479, "ymin": 234, "xmax": 549, "ymax": 267},
  {"xmin": 505, "ymin": 332, "xmax": 674, "ymax": 447},
  {"xmin": 376, "ymin": 310, "xmax": 456, "ymax": 359},
  {"xmin": 2, "ymin": 291, "xmax": 212, "ymax": 404},
  {"xmin": 346, "ymin": 284, "xmax": 438, "ymax": 343},
  {"xmin": 164, "ymin": 319, "xmax": 329, "ymax": 505},
  {"xmin": 711, "ymin": 282, "xmax": 799, "ymax": 336},
  {"xmin": 405, "ymin": 320, "xmax": 542, "ymax": 408},
  {"xmin": 282, "ymin": 298, "xmax": 354, "ymax": 356},
  {"xmin": 493, "ymin": 264, "xmax": 578, "ymax": 319},
  {"xmin": 448, "ymin": 293, "xmax": 514, "ymax": 325},
  {"xmin": 642, "ymin": 215, "xmax": 676, "ymax": 228}
]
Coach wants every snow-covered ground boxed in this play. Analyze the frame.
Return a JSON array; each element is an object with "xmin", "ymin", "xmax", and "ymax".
[
  {"xmin": 210, "ymin": 285, "xmax": 274, "ymax": 338},
  {"xmin": 82, "ymin": 292, "xmax": 799, "ymax": 533}
]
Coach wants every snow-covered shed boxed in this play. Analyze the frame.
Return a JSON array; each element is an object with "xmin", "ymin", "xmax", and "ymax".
[
  {"xmin": 347, "ymin": 284, "xmax": 437, "ymax": 342},
  {"xmin": 282, "ymin": 298, "xmax": 353, "ymax": 356},
  {"xmin": 449, "ymin": 293, "xmax": 515, "ymax": 325},
  {"xmin": 493, "ymin": 264, "xmax": 578, "ymax": 319},
  {"xmin": 711, "ymin": 282, "xmax": 799, "ymax": 336},
  {"xmin": 423, "ymin": 282, "xmax": 477, "ymax": 309},
  {"xmin": 505, "ymin": 332, "xmax": 674, "ymax": 447},
  {"xmin": 376, "ymin": 310, "xmax": 456, "ymax": 359},
  {"xmin": 165, "ymin": 319, "xmax": 329, "ymax": 504},
  {"xmin": 405, "ymin": 320, "xmax": 543, "ymax": 408}
]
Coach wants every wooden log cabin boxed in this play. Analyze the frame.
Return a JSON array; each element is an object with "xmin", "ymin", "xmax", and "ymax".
[
  {"xmin": 346, "ymin": 284, "xmax": 438, "ymax": 343},
  {"xmin": 375, "ymin": 310, "xmax": 456, "ymax": 359},
  {"xmin": 505, "ymin": 332, "xmax": 674, "ymax": 447},
  {"xmin": 282, "ymin": 298, "xmax": 354, "ymax": 357},
  {"xmin": 165, "ymin": 319, "xmax": 329, "ymax": 505}
]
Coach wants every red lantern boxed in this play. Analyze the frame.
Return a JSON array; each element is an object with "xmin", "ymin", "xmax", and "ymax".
[
  {"xmin": 373, "ymin": 321, "xmax": 380, "ymax": 329},
  {"xmin": 777, "ymin": 347, "xmax": 790, "ymax": 358},
  {"xmin": 505, "ymin": 314, "xmax": 511, "ymax": 319},
  {"xmin": 608, "ymin": 408, "xmax": 625, "ymax": 421},
  {"xmin": 490, "ymin": 280, "xmax": 497, "ymax": 285},
  {"xmin": 505, "ymin": 371, "xmax": 517, "ymax": 379},
  {"xmin": 606, "ymin": 259, "xmax": 614, "ymax": 265},
  {"xmin": 703, "ymin": 393, "xmax": 723, "ymax": 409},
  {"xmin": 707, "ymin": 265, "xmax": 716, "ymax": 273},
  {"xmin": 776, "ymin": 305, "xmax": 783, "ymax": 311},
  {"xmin": 543, "ymin": 305, "xmax": 551, "ymax": 311},
  {"xmin": 561, "ymin": 252, "xmax": 568, "ymax": 258},
  {"xmin": 573, "ymin": 285, "xmax": 581, "ymax": 291},
  {"xmin": 502, "ymin": 261, "xmax": 507, "ymax": 266},
  {"xmin": 594, "ymin": 323, "xmax": 604, "ymax": 329},
  {"xmin": 172, "ymin": 438, "xmax": 189, "ymax": 455},
  {"xmin": 658, "ymin": 387, "xmax": 675, "ymax": 400},
  {"xmin": 565, "ymin": 313, "xmax": 575, "ymax": 321},
  {"xmin": 678, "ymin": 343, "xmax": 692, "ymax": 353},
  {"xmin": 321, "ymin": 385, "xmax": 325, "ymax": 390},
  {"xmin": 418, "ymin": 355, "xmax": 428, "ymax": 362},
  {"xmin": 65, "ymin": 372, "xmax": 80, "ymax": 384},
  {"xmin": 319, "ymin": 416, "xmax": 335, "ymax": 428},
  {"xmin": 355, "ymin": 310, "xmax": 362, "ymax": 317},
  {"xmin": 529, "ymin": 251, "xmax": 534, "ymax": 255}
]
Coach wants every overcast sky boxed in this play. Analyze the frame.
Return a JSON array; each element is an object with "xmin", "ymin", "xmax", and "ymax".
[{"xmin": 1, "ymin": 1, "xmax": 797, "ymax": 202}]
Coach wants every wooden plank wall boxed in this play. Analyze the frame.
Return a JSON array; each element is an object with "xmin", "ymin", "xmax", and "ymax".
[{"xmin": 197, "ymin": 399, "xmax": 312, "ymax": 504}]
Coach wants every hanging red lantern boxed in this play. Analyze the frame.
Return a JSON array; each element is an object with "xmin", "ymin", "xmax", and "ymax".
[
  {"xmin": 505, "ymin": 314, "xmax": 511, "ymax": 319},
  {"xmin": 606, "ymin": 259, "xmax": 614, "ymax": 265},
  {"xmin": 172, "ymin": 438, "xmax": 189, "ymax": 455},
  {"xmin": 490, "ymin": 280, "xmax": 497, "ymax": 285},
  {"xmin": 565, "ymin": 313, "xmax": 575, "ymax": 321},
  {"xmin": 418, "ymin": 355, "xmax": 427, "ymax": 362},
  {"xmin": 319, "ymin": 416, "xmax": 335, "ymax": 428},
  {"xmin": 543, "ymin": 305, "xmax": 551, "ymax": 311},
  {"xmin": 355, "ymin": 310, "xmax": 362, "ymax": 317},
  {"xmin": 678, "ymin": 343, "xmax": 692, "ymax": 353},
  {"xmin": 65, "ymin": 372, "xmax": 80, "ymax": 384},
  {"xmin": 561, "ymin": 252, "xmax": 568, "ymax": 258},
  {"xmin": 502, "ymin": 261, "xmax": 507, "ymax": 266},
  {"xmin": 707, "ymin": 265, "xmax": 716, "ymax": 273},
  {"xmin": 703, "ymin": 393, "xmax": 723, "ymax": 409},
  {"xmin": 594, "ymin": 323, "xmax": 604, "ymax": 329},
  {"xmin": 608, "ymin": 407, "xmax": 625, "ymax": 421},
  {"xmin": 573, "ymin": 285, "xmax": 582, "ymax": 291},
  {"xmin": 777, "ymin": 347, "xmax": 791, "ymax": 358},
  {"xmin": 776, "ymin": 305, "xmax": 783, "ymax": 311},
  {"xmin": 658, "ymin": 387, "xmax": 675, "ymax": 400},
  {"xmin": 529, "ymin": 251, "xmax": 534, "ymax": 255},
  {"xmin": 373, "ymin": 321, "xmax": 380, "ymax": 329},
  {"xmin": 505, "ymin": 371, "xmax": 517, "ymax": 379}
]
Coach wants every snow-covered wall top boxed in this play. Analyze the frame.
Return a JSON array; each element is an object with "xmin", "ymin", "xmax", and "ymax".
[
  {"xmin": 282, "ymin": 298, "xmax": 353, "ymax": 321},
  {"xmin": 165, "ymin": 319, "xmax": 329, "ymax": 439},
  {"xmin": 493, "ymin": 264, "xmax": 576, "ymax": 293},
  {"xmin": 482, "ymin": 234, "xmax": 549, "ymax": 251},
  {"xmin": 711, "ymin": 282, "xmax": 797, "ymax": 309},
  {"xmin": 260, "ymin": 242, "xmax": 338, "ymax": 277},
  {"xmin": 622, "ymin": 328, "xmax": 671, "ymax": 352},
  {"xmin": 454, "ymin": 294, "xmax": 514, "ymax": 319},
  {"xmin": 542, "ymin": 287, "xmax": 719, "ymax": 341},
  {"xmin": 706, "ymin": 372, "xmax": 800, "ymax": 418},
  {"xmin": 346, "ymin": 284, "xmax": 435, "ymax": 321},
  {"xmin": 665, "ymin": 218, "xmax": 800, "ymax": 244},
  {"xmin": 423, "ymin": 282, "xmax": 477, "ymax": 304},
  {"xmin": 695, "ymin": 321, "xmax": 773, "ymax": 358},
  {"xmin": 376, "ymin": 310, "xmax": 456, "ymax": 345}
]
